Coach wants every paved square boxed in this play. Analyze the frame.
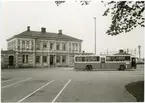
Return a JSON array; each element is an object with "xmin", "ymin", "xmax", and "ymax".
[{"xmin": 1, "ymin": 65, "xmax": 144, "ymax": 102}]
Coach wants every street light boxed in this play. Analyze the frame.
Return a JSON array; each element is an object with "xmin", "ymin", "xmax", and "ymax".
[
  {"xmin": 138, "ymin": 45, "xmax": 141, "ymax": 59},
  {"xmin": 94, "ymin": 17, "xmax": 96, "ymax": 55}
]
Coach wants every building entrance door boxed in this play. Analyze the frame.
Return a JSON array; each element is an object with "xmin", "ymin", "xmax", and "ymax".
[
  {"xmin": 9, "ymin": 56, "xmax": 14, "ymax": 66},
  {"xmin": 50, "ymin": 55, "xmax": 54, "ymax": 65}
]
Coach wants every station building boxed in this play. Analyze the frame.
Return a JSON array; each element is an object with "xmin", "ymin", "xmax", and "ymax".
[{"xmin": 1, "ymin": 26, "xmax": 85, "ymax": 68}]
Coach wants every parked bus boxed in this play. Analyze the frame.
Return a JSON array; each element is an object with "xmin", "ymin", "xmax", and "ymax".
[{"xmin": 74, "ymin": 55, "xmax": 136, "ymax": 71}]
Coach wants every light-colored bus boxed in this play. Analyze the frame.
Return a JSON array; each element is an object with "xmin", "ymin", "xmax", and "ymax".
[{"xmin": 74, "ymin": 55, "xmax": 136, "ymax": 71}]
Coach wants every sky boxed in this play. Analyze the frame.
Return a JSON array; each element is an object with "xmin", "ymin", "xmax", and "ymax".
[{"xmin": 0, "ymin": 0, "xmax": 144, "ymax": 58}]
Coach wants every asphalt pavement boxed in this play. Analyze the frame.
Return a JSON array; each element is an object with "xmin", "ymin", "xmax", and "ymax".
[{"xmin": 1, "ymin": 65, "xmax": 144, "ymax": 102}]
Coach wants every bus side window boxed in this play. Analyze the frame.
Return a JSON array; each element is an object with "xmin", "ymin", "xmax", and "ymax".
[
  {"xmin": 97, "ymin": 56, "xmax": 100, "ymax": 61},
  {"xmin": 78, "ymin": 57, "xmax": 82, "ymax": 62},
  {"xmin": 119, "ymin": 56, "xmax": 122, "ymax": 61},
  {"xmin": 101, "ymin": 57, "xmax": 105, "ymax": 63},
  {"xmin": 75, "ymin": 57, "xmax": 78, "ymax": 62},
  {"xmin": 116, "ymin": 57, "xmax": 118, "ymax": 61},
  {"xmin": 85, "ymin": 57, "xmax": 88, "ymax": 61},
  {"xmin": 125, "ymin": 56, "xmax": 130, "ymax": 61},
  {"xmin": 116, "ymin": 56, "xmax": 119, "ymax": 61},
  {"xmin": 106, "ymin": 56, "xmax": 110, "ymax": 61},
  {"xmin": 114, "ymin": 57, "xmax": 116, "ymax": 61},
  {"xmin": 93, "ymin": 57, "xmax": 97, "ymax": 61},
  {"xmin": 123, "ymin": 57, "xmax": 125, "ymax": 61},
  {"xmin": 114, "ymin": 57, "xmax": 117, "ymax": 61},
  {"xmin": 90, "ymin": 57, "xmax": 93, "ymax": 61},
  {"xmin": 88, "ymin": 57, "xmax": 91, "ymax": 61},
  {"xmin": 77, "ymin": 57, "xmax": 80, "ymax": 62},
  {"xmin": 110, "ymin": 57, "xmax": 113, "ymax": 61},
  {"xmin": 82, "ymin": 57, "xmax": 85, "ymax": 62}
]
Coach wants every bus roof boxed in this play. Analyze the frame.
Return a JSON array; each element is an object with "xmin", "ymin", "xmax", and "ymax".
[{"xmin": 74, "ymin": 55, "xmax": 133, "ymax": 57}]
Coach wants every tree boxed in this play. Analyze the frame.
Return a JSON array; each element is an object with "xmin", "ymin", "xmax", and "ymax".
[
  {"xmin": 54, "ymin": 0, "xmax": 145, "ymax": 35},
  {"xmin": 55, "ymin": 1, "xmax": 65, "ymax": 6},
  {"xmin": 55, "ymin": 0, "xmax": 91, "ymax": 6},
  {"xmin": 103, "ymin": 1, "xmax": 145, "ymax": 35}
]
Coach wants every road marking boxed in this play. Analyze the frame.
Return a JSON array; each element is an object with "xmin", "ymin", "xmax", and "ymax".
[
  {"xmin": 52, "ymin": 79, "xmax": 71, "ymax": 103},
  {"xmin": 17, "ymin": 80, "xmax": 54, "ymax": 103},
  {"xmin": 124, "ymin": 87, "xmax": 137, "ymax": 101},
  {"xmin": 1, "ymin": 78, "xmax": 31, "ymax": 89},
  {"xmin": 1, "ymin": 78, "xmax": 15, "ymax": 83}
]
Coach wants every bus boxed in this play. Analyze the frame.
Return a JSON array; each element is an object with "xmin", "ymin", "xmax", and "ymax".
[{"xmin": 74, "ymin": 55, "xmax": 136, "ymax": 71}]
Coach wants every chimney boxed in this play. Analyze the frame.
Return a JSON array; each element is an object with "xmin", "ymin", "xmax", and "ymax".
[
  {"xmin": 119, "ymin": 49, "xmax": 124, "ymax": 53},
  {"xmin": 58, "ymin": 30, "xmax": 62, "ymax": 34},
  {"xmin": 41, "ymin": 27, "xmax": 46, "ymax": 33},
  {"xmin": 27, "ymin": 26, "xmax": 30, "ymax": 31}
]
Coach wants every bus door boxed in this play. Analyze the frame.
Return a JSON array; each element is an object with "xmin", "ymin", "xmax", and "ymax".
[
  {"xmin": 131, "ymin": 57, "xmax": 136, "ymax": 69},
  {"xmin": 101, "ymin": 57, "xmax": 106, "ymax": 69}
]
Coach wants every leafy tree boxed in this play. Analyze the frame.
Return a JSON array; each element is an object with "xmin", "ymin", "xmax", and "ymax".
[
  {"xmin": 55, "ymin": 0, "xmax": 91, "ymax": 6},
  {"xmin": 55, "ymin": 1, "xmax": 65, "ymax": 6},
  {"xmin": 103, "ymin": 1, "xmax": 145, "ymax": 35},
  {"xmin": 54, "ymin": 0, "xmax": 145, "ymax": 35}
]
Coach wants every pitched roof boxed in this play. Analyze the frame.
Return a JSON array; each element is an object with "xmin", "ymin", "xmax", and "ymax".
[{"xmin": 7, "ymin": 30, "xmax": 83, "ymax": 42}]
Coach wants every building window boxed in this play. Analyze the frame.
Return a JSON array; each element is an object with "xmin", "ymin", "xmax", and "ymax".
[
  {"xmin": 22, "ymin": 55, "xmax": 29, "ymax": 63},
  {"xmin": 31, "ymin": 40, "xmax": 33, "ymax": 50},
  {"xmin": 43, "ymin": 56, "xmax": 47, "ymax": 63},
  {"xmin": 56, "ymin": 43, "xmax": 60, "ymax": 50},
  {"xmin": 43, "ymin": 41, "xmax": 47, "ymax": 48},
  {"xmin": 8, "ymin": 43, "xmax": 10, "ymax": 50},
  {"xmin": 18, "ymin": 46, "xmax": 20, "ymax": 50},
  {"xmin": 36, "ymin": 56, "xmax": 40, "ymax": 63},
  {"xmin": 50, "ymin": 43, "xmax": 53, "ymax": 50},
  {"xmin": 18, "ymin": 39, "xmax": 20, "ymax": 44},
  {"xmin": 26, "ymin": 55, "xmax": 28, "ymax": 63},
  {"xmin": 22, "ymin": 55, "xmax": 25, "ymax": 63},
  {"xmin": 62, "ymin": 55, "xmax": 66, "ymax": 63},
  {"xmin": 76, "ymin": 44, "xmax": 78, "ymax": 51},
  {"xmin": 26, "ymin": 41, "xmax": 29, "ymax": 50},
  {"xmin": 69, "ymin": 43, "xmax": 71, "ymax": 52},
  {"xmin": 72, "ymin": 43, "xmax": 75, "ymax": 52},
  {"xmin": 62, "ymin": 43, "xmax": 66, "ymax": 51},
  {"xmin": 17, "ymin": 39, "xmax": 20, "ymax": 50},
  {"xmin": 13, "ymin": 41, "xmax": 15, "ymax": 50},
  {"xmin": 36, "ymin": 41, "xmax": 40, "ymax": 50},
  {"xmin": 56, "ymin": 55, "xmax": 61, "ymax": 63},
  {"xmin": 22, "ymin": 41, "xmax": 25, "ymax": 50},
  {"xmin": 79, "ymin": 44, "xmax": 81, "ymax": 52}
]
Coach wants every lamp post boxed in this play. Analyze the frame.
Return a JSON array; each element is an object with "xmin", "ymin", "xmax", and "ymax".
[
  {"xmin": 34, "ymin": 38, "xmax": 37, "ymax": 67},
  {"xmin": 138, "ymin": 45, "xmax": 141, "ymax": 59},
  {"xmin": 94, "ymin": 17, "xmax": 96, "ymax": 55}
]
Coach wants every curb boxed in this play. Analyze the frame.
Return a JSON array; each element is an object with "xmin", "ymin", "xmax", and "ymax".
[{"xmin": 124, "ymin": 87, "xmax": 137, "ymax": 102}]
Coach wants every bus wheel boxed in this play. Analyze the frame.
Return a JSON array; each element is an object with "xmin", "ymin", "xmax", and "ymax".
[
  {"xmin": 86, "ymin": 65, "xmax": 92, "ymax": 71},
  {"xmin": 86, "ymin": 65, "xmax": 89, "ymax": 71},
  {"xmin": 89, "ymin": 65, "xmax": 93, "ymax": 71},
  {"xmin": 119, "ymin": 65, "xmax": 126, "ymax": 70}
]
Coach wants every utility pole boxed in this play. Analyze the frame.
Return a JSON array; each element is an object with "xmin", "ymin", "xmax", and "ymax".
[
  {"xmin": 107, "ymin": 48, "xmax": 108, "ymax": 55},
  {"xmin": 94, "ymin": 17, "xmax": 96, "ymax": 55},
  {"xmin": 34, "ymin": 38, "xmax": 37, "ymax": 67},
  {"xmin": 138, "ymin": 45, "xmax": 141, "ymax": 59}
]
